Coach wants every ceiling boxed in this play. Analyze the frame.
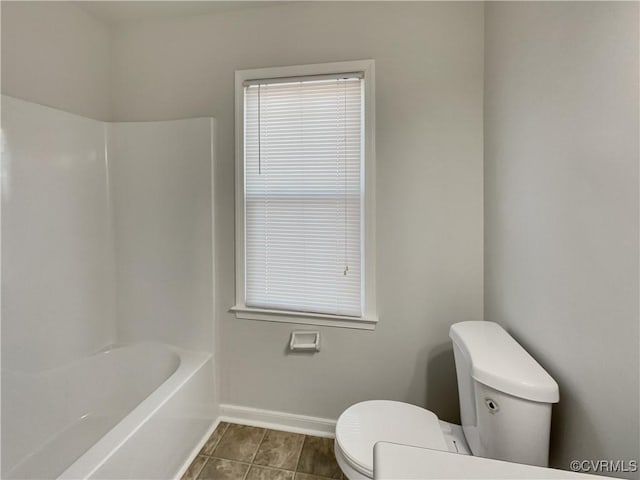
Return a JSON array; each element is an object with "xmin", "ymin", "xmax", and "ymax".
[{"xmin": 75, "ymin": 1, "xmax": 286, "ymax": 25}]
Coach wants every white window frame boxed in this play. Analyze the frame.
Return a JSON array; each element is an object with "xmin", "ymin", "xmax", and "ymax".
[{"xmin": 232, "ymin": 60, "xmax": 377, "ymax": 330}]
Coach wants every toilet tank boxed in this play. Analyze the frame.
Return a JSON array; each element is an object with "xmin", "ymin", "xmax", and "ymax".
[{"xmin": 449, "ymin": 322, "xmax": 559, "ymax": 467}]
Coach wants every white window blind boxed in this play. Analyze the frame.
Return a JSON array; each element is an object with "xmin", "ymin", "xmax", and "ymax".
[{"xmin": 244, "ymin": 75, "xmax": 363, "ymax": 317}]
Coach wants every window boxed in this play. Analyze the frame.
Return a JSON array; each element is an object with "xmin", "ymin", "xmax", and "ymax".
[{"xmin": 233, "ymin": 60, "xmax": 376, "ymax": 330}]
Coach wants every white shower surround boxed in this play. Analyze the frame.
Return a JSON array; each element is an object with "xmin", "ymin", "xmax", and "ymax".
[{"xmin": 1, "ymin": 96, "xmax": 217, "ymax": 479}]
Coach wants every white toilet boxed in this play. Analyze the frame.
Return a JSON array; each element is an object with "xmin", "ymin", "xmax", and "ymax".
[{"xmin": 334, "ymin": 321, "xmax": 560, "ymax": 480}]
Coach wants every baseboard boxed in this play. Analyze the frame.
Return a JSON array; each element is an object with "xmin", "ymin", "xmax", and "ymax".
[{"xmin": 219, "ymin": 404, "xmax": 336, "ymax": 438}]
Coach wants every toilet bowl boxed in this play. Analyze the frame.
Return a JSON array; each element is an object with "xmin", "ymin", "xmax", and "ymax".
[
  {"xmin": 334, "ymin": 322, "xmax": 560, "ymax": 480},
  {"xmin": 334, "ymin": 400, "xmax": 470, "ymax": 479}
]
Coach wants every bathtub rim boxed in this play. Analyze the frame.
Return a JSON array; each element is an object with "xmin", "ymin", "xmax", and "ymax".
[{"xmin": 57, "ymin": 342, "xmax": 212, "ymax": 480}]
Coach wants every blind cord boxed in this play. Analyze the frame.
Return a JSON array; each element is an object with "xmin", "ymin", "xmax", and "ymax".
[
  {"xmin": 343, "ymin": 79, "xmax": 349, "ymax": 277},
  {"xmin": 258, "ymin": 84, "xmax": 262, "ymax": 175}
]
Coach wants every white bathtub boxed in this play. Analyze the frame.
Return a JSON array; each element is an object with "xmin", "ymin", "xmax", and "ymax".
[{"xmin": 2, "ymin": 343, "xmax": 216, "ymax": 479}]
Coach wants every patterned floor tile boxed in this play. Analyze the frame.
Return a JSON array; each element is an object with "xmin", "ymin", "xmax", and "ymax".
[
  {"xmin": 200, "ymin": 422, "xmax": 230, "ymax": 456},
  {"xmin": 246, "ymin": 465, "xmax": 295, "ymax": 480},
  {"xmin": 294, "ymin": 473, "xmax": 338, "ymax": 480},
  {"xmin": 197, "ymin": 457, "xmax": 250, "ymax": 480},
  {"xmin": 181, "ymin": 455, "xmax": 208, "ymax": 480},
  {"xmin": 213, "ymin": 424, "xmax": 267, "ymax": 463},
  {"xmin": 296, "ymin": 436, "xmax": 342, "ymax": 479},
  {"xmin": 253, "ymin": 430, "xmax": 305, "ymax": 470},
  {"xmin": 184, "ymin": 424, "xmax": 346, "ymax": 480}
]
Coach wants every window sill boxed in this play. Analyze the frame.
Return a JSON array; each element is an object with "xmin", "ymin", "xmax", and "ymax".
[{"xmin": 230, "ymin": 305, "xmax": 378, "ymax": 330}]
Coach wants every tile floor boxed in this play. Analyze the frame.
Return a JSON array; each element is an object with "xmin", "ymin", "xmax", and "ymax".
[{"xmin": 182, "ymin": 422, "xmax": 347, "ymax": 480}]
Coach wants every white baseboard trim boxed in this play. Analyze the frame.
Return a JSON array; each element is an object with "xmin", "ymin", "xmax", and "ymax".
[{"xmin": 219, "ymin": 404, "xmax": 336, "ymax": 438}]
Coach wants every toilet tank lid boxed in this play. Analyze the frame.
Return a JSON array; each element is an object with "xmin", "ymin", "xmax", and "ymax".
[{"xmin": 450, "ymin": 321, "xmax": 559, "ymax": 403}]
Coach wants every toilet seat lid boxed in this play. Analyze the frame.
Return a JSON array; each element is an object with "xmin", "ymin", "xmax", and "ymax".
[{"xmin": 335, "ymin": 400, "xmax": 448, "ymax": 477}]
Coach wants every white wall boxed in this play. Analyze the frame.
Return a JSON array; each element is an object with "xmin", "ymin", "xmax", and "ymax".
[
  {"xmin": 1, "ymin": 1, "xmax": 112, "ymax": 121},
  {"xmin": 484, "ymin": 2, "xmax": 639, "ymax": 477},
  {"xmin": 110, "ymin": 1, "xmax": 484, "ymax": 421},
  {"xmin": 108, "ymin": 120, "xmax": 215, "ymax": 352},
  {"xmin": 1, "ymin": 95, "xmax": 115, "ymax": 374}
]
